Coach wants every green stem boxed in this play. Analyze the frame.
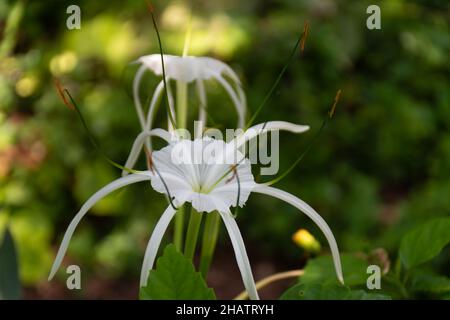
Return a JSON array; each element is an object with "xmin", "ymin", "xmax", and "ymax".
[
  {"xmin": 199, "ymin": 212, "xmax": 220, "ymax": 278},
  {"xmin": 176, "ymin": 80, "xmax": 188, "ymax": 131},
  {"xmin": 173, "ymin": 79, "xmax": 188, "ymax": 249},
  {"xmin": 173, "ymin": 206, "xmax": 185, "ymax": 251},
  {"xmin": 184, "ymin": 208, "xmax": 203, "ymax": 260}
]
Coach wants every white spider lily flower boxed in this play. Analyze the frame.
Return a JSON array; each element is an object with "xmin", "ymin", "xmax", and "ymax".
[
  {"xmin": 48, "ymin": 121, "xmax": 343, "ymax": 300},
  {"xmin": 126, "ymin": 54, "xmax": 246, "ymax": 177},
  {"xmin": 133, "ymin": 54, "xmax": 246, "ymax": 131}
]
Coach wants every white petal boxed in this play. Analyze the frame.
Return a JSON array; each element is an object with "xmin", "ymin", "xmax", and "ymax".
[
  {"xmin": 149, "ymin": 143, "xmax": 197, "ymax": 203},
  {"xmin": 138, "ymin": 55, "xmax": 242, "ymax": 84},
  {"xmin": 148, "ymin": 138, "xmax": 256, "ymax": 213},
  {"xmin": 132, "ymin": 64, "xmax": 148, "ymax": 129},
  {"xmin": 165, "ymin": 78, "xmax": 177, "ymax": 132},
  {"xmin": 145, "ymin": 80, "xmax": 165, "ymax": 131},
  {"xmin": 122, "ymin": 129, "xmax": 172, "ymax": 177},
  {"xmin": 151, "ymin": 140, "xmax": 198, "ymax": 187},
  {"xmin": 219, "ymin": 210, "xmax": 259, "ymax": 300},
  {"xmin": 233, "ymin": 121, "xmax": 310, "ymax": 149},
  {"xmin": 139, "ymin": 54, "xmax": 198, "ymax": 82},
  {"xmin": 150, "ymin": 172, "xmax": 193, "ymax": 200},
  {"xmin": 200, "ymin": 140, "xmax": 246, "ymax": 189},
  {"xmin": 236, "ymin": 84, "xmax": 247, "ymax": 123},
  {"xmin": 211, "ymin": 73, "xmax": 245, "ymax": 128},
  {"xmin": 48, "ymin": 174, "xmax": 152, "ymax": 281},
  {"xmin": 139, "ymin": 204, "xmax": 180, "ymax": 287},
  {"xmin": 198, "ymin": 57, "xmax": 241, "ymax": 84},
  {"xmin": 190, "ymin": 193, "xmax": 229, "ymax": 213},
  {"xmin": 208, "ymin": 159, "xmax": 256, "ymax": 209},
  {"xmin": 253, "ymin": 185, "xmax": 344, "ymax": 284}
]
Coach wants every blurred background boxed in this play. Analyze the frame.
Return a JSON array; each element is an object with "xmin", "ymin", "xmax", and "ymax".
[{"xmin": 0, "ymin": 0, "xmax": 449, "ymax": 299}]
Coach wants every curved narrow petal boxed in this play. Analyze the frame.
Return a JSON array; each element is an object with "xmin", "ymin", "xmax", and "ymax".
[
  {"xmin": 145, "ymin": 80, "xmax": 165, "ymax": 131},
  {"xmin": 122, "ymin": 129, "xmax": 172, "ymax": 177},
  {"xmin": 199, "ymin": 56, "xmax": 241, "ymax": 84},
  {"xmin": 139, "ymin": 204, "xmax": 180, "ymax": 287},
  {"xmin": 222, "ymin": 64, "xmax": 241, "ymax": 85},
  {"xmin": 133, "ymin": 64, "xmax": 148, "ymax": 129},
  {"xmin": 48, "ymin": 174, "xmax": 152, "ymax": 281},
  {"xmin": 253, "ymin": 185, "xmax": 344, "ymax": 284},
  {"xmin": 165, "ymin": 79, "xmax": 176, "ymax": 132},
  {"xmin": 211, "ymin": 73, "xmax": 245, "ymax": 128},
  {"xmin": 219, "ymin": 210, "xmax": 259, "ymax": 300},
  {"xmin": 232, "ymin": 121, "xmax": 310, "ymax": 149},
  {"xmin": 236, "ymin": 84, "xmax": 247, "ymax": 123}
]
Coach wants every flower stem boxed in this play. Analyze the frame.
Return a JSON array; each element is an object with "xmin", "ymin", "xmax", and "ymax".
[
  {"xmin": 173, "ymin": 79, "xmax": 188, "ymax": 249},
  {"xmin": 176, "ymin": 80, "xmax": 188, "ymax": 130},
  {"xmin": 233, "ymin": 269, "xmax": 304, "ymax": 300},
  {"xmin": 199, "ymin": 212, "xmax": 220, "ymax": 278},
  {"xmin": 173, "ymin": 206, "xmax": 185, "ymax": 251},
  {"xmin": 184, "ymin": 208, "xmax": 203, "ymax": 260}
]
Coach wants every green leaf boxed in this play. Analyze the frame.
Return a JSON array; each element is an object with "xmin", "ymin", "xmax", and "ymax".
[
  {"xmin": 280, "ymin": 283, "xmax": 391, "ymax": 300},
  {"xmin": 302, "ymin": 254, "xmax": 370, "ymax": 286},
  {"xmin": 139, "ymin": 244, "xmax": 215, "ymax": 300},
  {"xmin": 0, "ymin": 226, "xmax": 21, "ymax": 299},
  {"xmin": 400, "ymin": 217, "xmax": 450, "ymax": 269},
  {"xmin": 410, "ymin": 269, "xmax": 450, "ymax": 294}
]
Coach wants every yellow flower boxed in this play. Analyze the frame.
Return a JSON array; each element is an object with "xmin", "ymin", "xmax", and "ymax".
[{"xmin": 292, "ymin": 229, "xmax": 321, "ymax": 253}]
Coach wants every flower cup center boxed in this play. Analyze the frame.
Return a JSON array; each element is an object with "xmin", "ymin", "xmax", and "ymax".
[{"xmin": 154, "ymin": 138, "xmax": 246, "ymax": 196}]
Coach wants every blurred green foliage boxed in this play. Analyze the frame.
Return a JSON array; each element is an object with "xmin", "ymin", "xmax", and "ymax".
[
  {"xmin": 282, "ymin": 217, "xmax": 450, "ymax": 299},
  {"xmin": 0, "ymin": 0, "xmax": 449, "ymax": 298}
]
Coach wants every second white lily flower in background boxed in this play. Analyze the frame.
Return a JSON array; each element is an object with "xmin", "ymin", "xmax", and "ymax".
[
  {"xmin": 134, "ymin": 54, "xmax": 246, "ymax": 130},
  {"xmin": 124, "ymin": 54, "xmax": 247, "ymax": 174}
]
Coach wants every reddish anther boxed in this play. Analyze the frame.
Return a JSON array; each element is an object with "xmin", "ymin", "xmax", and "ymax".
[
  {"xmin": 300, "ymin": 21, "xmax": 309, "ymax": 53},
  {"xmin": 329, "ymin": 89, "xmax": 341, "ymax": 118},
  {"xmin": 144, "ymin": 146, "xmax": 155, "ymax": 174},
  {"xmin": 146, "ymin": 0, "xmax": 154, "ymax": 14},
  {"xmin": 226, "ymin": 165, "xmax": 238, "ymax": 184},
  {"xmin": 53, "ymin": 78, "xmax": 74, "ymax": 110}
]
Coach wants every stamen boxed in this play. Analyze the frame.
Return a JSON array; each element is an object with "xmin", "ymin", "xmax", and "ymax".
[
  {"xmin": 225, "ymin": 164, "xmax": 238, "ymax": 184},
  {"xmin": 265, "ymin": 89, "xmax": 342, "ymax": 186},
  {"xmin": 300, "ymin": 21, "xmax": 309, "ymax": 53},
  {"xmin": 54, "ymin": 78, "xmax": 74, "ymax": 110},
  {"xmin": 146, "ymin": 1, "xmax": 154, "ymax": 13},
  {"xmin": 233, "ymin": 166, "xmax": 241, "ymax": 218},
  {"xmin": 261, "ymin": 121, "xmax": 268, "ymax": 131},
  {"xmin": 206, "ymin": 157, "xmax": 246, "ymax": 193},
  {"xmin": 245, "ymin": 21, "xmax": 310, "ymax": 129},
  {"xmin": 207, "ymin": 124, "xmax": 269, "ymax": 194},
  {"xmin": 329, "ymin": 89, "xmax": 341, "ymax": 118},
  {"xmin": 223, "ymin": 165, "xmax": 241, "ymax": 217},
  {"xmin": 146, "ymin": 1, "xmax": 177, "ymax": 129},
  {"xmin": 143, "ymin": 145, "xmax": 178, "ymax": 210},
  {"xmin": 53, "ymin": 81, "xmax": 141, "ymax": 175},
  {"xmin": 143, "ymin": 146, "xmax": 155, "ymax": 174}
]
